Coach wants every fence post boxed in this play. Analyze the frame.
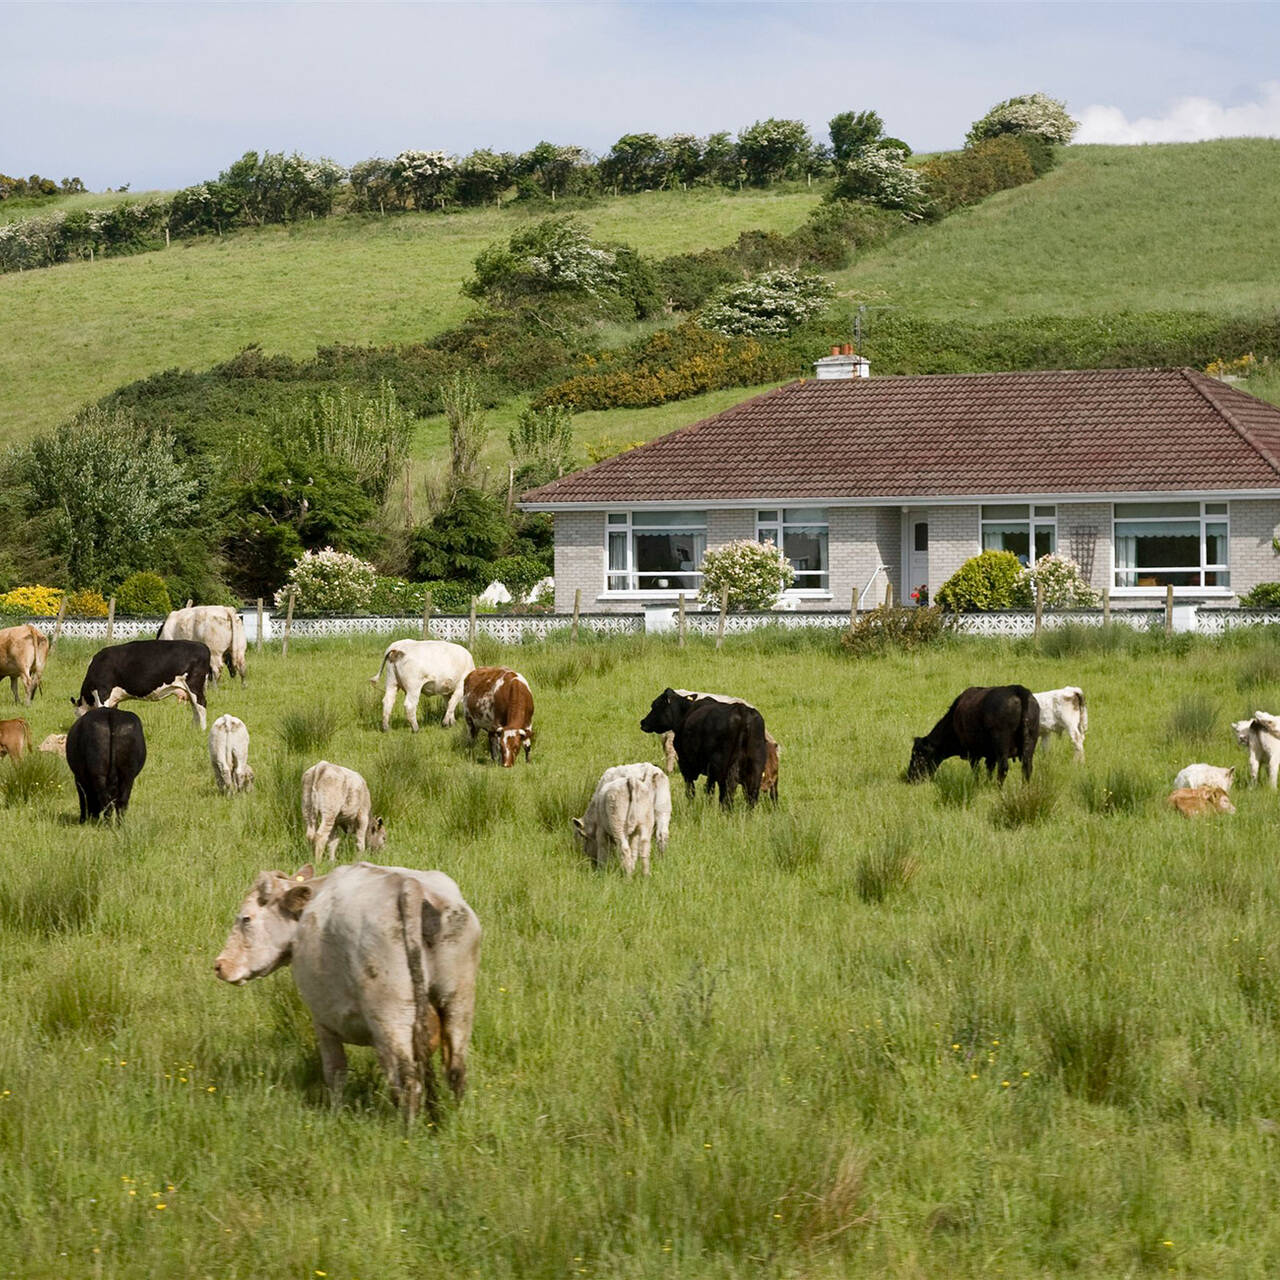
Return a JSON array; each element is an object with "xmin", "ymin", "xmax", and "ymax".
[
  {"xmin": 884, "ymin": 581, "xmax": 894, "ymax": 610},
  {"xmin": 282, "ymin": 589, "xmax": 295, "ymax": 657},
  {"xmin": 422, "ymin": 590, "xmax": 432, "ymax": 639},
  {"xmin": 105, "ymin": 597, "xmax": 116, "ymax": 643},
  {"xmin": 1102, "ymin": 585, "xmax": 1110, "ymax": 627},
  {"xmin": 50, "ymin": 597, "xmax": 68, "ymax": 654},
  {"xmin": 571, "ymin": 588, "xmax": 581, "ymax": 644},
  {"xmin": 256, "ymin": 598, "xmax": 264, "ymax": 653},
  {"xmin": 1034, "ymin": 578, "xmax": 1044, "ymax": 638},
  {"xmin": 468, "ymin": 597, "xmax": 477, "ymax": 650},
  {"xmin": 185, "ymin": 598, "xmax": 193, "ymax": 609},
  {"xmin": 677, "ymin": 592, "xmax": 686, "ymax": 648},
  {"xmin": 849, "ymin": 586, "xmax": 858, "ymax": 629},
  {"xmin": 1165, "ymin": 583, "xmax": 1174, "ymax": 637},
  {"xmin": 715, "ymin": 585, "xmax": 729, "ymax": 650}
]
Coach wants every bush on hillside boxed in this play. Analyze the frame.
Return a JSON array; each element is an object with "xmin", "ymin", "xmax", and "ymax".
[
  {"xmin": 735, "ymin": 118, "xmax": 812, "ymax": 186},
  {"xmin": 700, "ymin": 269, "xmax": 834, "ymax": 337},
  {"xmin": 114, "ymin": 572, "xmax": 172, "ymax": 617},
  {"xmin": 698, "ymin": 539, "xmax": 794, "ymax": 611},
  {"xmin": 921, "ymin": 136, "xmax": 1039, "ymax": 215},
  {"xmin": 1026, "ymin": 553, "xmax": 1100, "ymax": 608},
  {"xmin": 275, "ymin": 548, "xmax": 376, "ymax": 615},
  {"xmin": 841, "ymin": 605, "xmax": 952, "ymax": 656},
  {"xmin": 830, "ymin": 149, "xmax": 928, "ymax": 214},
  {"xmin": 1240, "ymin": 582, "xmax": 1280, "ymax": 608},
  {"xmin": 936, "ymin": 551, "xmax": 1032, "ymax": 612},
  {"xmin": 966, "ymin": 93, "xmax": 1078, "ymax": 147}
]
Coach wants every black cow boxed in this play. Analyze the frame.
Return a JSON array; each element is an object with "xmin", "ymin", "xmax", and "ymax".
[
  {"xmin": 640, "ymin": 688, "xmax": 768, "ymax": 808},
  {"xmin": 73, "ymin": 639, "xmax": 212, "ymax": 730},
  {"xmin": 907, "ymin": 684, "xmax": 1040, "ymax": 785},
  {"xmin": 66, "ymin": 707, "xmax": 147, "ymax": 823}
]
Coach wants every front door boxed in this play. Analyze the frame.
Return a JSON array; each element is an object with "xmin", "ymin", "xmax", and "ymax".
[{"xmin": 906, "ymin": 514, "xmax": 929, "ymax": 606}]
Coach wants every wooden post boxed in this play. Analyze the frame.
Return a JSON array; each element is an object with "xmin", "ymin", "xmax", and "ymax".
[
  {"xmin": 256, "ymin": 598, "xmax": 264, "ymax": 653},
  {"xmin": 50, "ymin": 597, "xmax": 68, "ymax": 654},
  {"xmin": 715, "ymin": 585, "xmax": 729, "ymax": 650},
  {"xmin": 421, "ymin": 590, "xmax": 433, "ymax": 639},
  {"xmin": 1165, "ymin": 583, "xmax": 1174, "ymax": 637},
  {"xmin": 571, "ymin": 588, "xmax": 581, "ymax": 644},
  {"xmin": 105, "ymin": 596, "xmax": 115, "ymax": 643},
  {"xmin": 1102, "ymin": 585, "xmax": 1111, "ymax": 627},
  {"xmin": 468, "ymin": 596, "xmax": 477, "ymax": 650},
  {"xmin": 884, "ymin": 581, "xmax": 894, "ymax": 610},
  {"xmin": 677, "ymin": 592, "xmax": 687, "ymax": 648},
  {"xmin": 282, "ymin": 589, "xmax": 296, "ymax": 657},
  {"xmin": 185, "ymin": 598, "xmax": 193, "ymax": 609},
  {"xmin": 849, "ymin": 586, "xmax": 858, "ymax": 629},
  {"xmin": 1034, "ymin": 578, "xmax": 1044, "ymax": 638}
]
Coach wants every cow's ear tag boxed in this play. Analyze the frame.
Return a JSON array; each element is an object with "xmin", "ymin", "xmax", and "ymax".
[{"xmin": 295, "ymin": 875, "xmax": 306, "ymax": 882}]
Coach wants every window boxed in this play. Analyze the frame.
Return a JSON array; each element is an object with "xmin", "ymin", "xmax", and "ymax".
[
  {"xmin": 980, "ymin": 504, "xmax": 1056, "ymax": 564},
  {"xmin": 1113, "ymin": 501, "xmax": 1229, "ymax": 589},
  {"xmin": 757, "ymin": 508, "xmax": 829, "ymax": 591},
  {"xmin": 606, "ymin": 510, "xmax": 706, "ymax": 592}
]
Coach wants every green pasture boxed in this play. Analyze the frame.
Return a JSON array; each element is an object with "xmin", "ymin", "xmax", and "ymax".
[{"xmin": 6, "ymin": 624, "xmax": 1280, "ymax": 1276}]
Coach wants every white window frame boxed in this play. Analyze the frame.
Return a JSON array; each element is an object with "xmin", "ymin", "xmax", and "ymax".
[
  {"xmin": 1112, "ymin": 500, "xmax": 1230, "ymax": 594},
  {"xmin": 980, "ymin": 504, "xmax": 1057, "ymax": 565},
  {"xmin": 756, "ymin": 507, "xmax": 831, "ymax": 596},
  {"xmin": 603, "ymin": 510, "xmax": 707, "ymax": 596}
]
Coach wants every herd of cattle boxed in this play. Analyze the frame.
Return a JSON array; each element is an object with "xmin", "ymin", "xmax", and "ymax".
[{"xmin": 2, "ymin": 608, "xmax": 1278, "ymax": 1119}]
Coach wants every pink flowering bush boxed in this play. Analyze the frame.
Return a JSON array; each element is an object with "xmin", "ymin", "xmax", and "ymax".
[
  {"xmin": 1027, "ymin": 552, "xmax": 1100, "ymax": 608},
  {"xmin": 698, "ymin": 539, "xmax": 795, "ymax": 611},
  {"xmin": 275, "ymin": 548, "xmax": 376, "ymax": 615}
]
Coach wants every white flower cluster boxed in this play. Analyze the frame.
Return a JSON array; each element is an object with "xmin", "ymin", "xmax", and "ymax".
[
  {"xmin": 701, "ymin": 268, "xmax": 833, "ymax": 337},
  {"xmin": 836, "ymin": 148, "xmax": 928, "ymax": 214},
  {"xmin": 1025, "ymin": 552, "xmax": 1100, "ymax": 608},
  {"xmin": 966, "ymin": 93, "xmax": 1079, "ymax": 147},
  {"xmin": 698, "ymin": 539, "xmax": 795, "ymax": 611},
  {"xmin": 393, "ymin": 150, "xmax": 456, "ymax": 181},
  {"xmin": 276, "ymin": 548, "xmax": 377, "ymax": 614},
  {"xmin": 0, "ymin": 199, "xmax": 170, "ymax": 271},
  {"xmin": 525, "ymin": 220, "xmax": 618, "ymax": 297}
]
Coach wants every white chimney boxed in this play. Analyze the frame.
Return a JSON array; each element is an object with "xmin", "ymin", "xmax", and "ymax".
[{"xmin": 812, "ymin": 343, "xmax": 869, "ymax": 380}]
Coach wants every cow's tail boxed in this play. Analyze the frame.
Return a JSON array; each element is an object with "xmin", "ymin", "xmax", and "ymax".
[
  {"xmin": 397, "ymin": 877, "xmax": 439, "ymax": 1116},
  {"xmin": 230, "ymin": 610, "xmax": 247, "ymax": 683},
  {"xmin": 1074, "ymin": 687, "xmax": 1088, "ymax": 736},
  {"xmin": 369, "ymin": 648, "xmax": 396, "ymax": 687}
]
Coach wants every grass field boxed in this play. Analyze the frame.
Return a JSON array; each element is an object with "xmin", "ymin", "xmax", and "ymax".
[
  {"xmin": 7, "ymin": 624, "xmax": 1280, "ymax": 1276},
  {"xmin": 0, "ymin": 188, "xmax": 819, "ymax": 444}
]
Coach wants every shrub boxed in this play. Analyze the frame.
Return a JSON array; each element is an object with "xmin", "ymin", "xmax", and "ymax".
[
  {"xmin": 736, "ymin": 118, "xmax": 812, "ymax": 186},
  {"xmin": 409, "ymin": 488, "xmax": 511, "ymax": 586},
  {"xmin": 279, "ymin": 704, "xmax": 338, "ymax": 754},
  {"xmin": 855, "ymin": 831, "xmax": 919, "ymax": 903},
  {"xmin": 1026, "ymin": 552, "xmax": 1101, "ymax": 608},
  {"xmin": 488, "ymin": 554, "xmax": 553, "ymax": 601},
  {"xmin": 966, "ymin": 92, "xmax": 1079, "ymax": 147},
  {"xmin": 420, "ymin": 580, "xmax": 477, "ymax": 613},
  {"xmin": 0, "ymin": 585, "xmax": 62, "ymax": 617},
  {"xmin": 841, "ymin": 605, "xmax": 952, "ymax": 656},
  {"xmin": 1241, "ymin": 582, "xmax": 1280, "ymax": 608},
  {"xmin": 275, "ymin": 548, "xmax": 376, "ymax": 614},
  {"xmin": 920, "ymin": 136, "xmax": 1039, "ymax": 216},
  {"xmin": 830, "ymin": 150, "xmax": 927, "ymax": 214},
  {"xmin": 698, "ymin": 539, "xmax": 794, "ymax": 610},
  {"xmin": 114, "ymin": 571, "xmax": 172, "ymax": 617},
  {"xmin": 63, "ymin": 588, "xmax": 109, "ymax": 617},
  {"xmin": 936, "ymin": 551, "xmax": 1032, "ymax": 612},
  {"xmin": 700, "ymin": 269, "xmax": 834, "ymax": 337},
  {"xmin": 991, "ymin": 775, "xmax": 1059, "ymax": 829}
]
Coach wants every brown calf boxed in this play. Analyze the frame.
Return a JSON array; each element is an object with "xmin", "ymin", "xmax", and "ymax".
[
  {"xmin": 1167, "ymin": 785, "xmax": 1235, "ymax": 818},
  {"xmin": 462, "ymin": 667, "xmax": 534, "ymax": 767},
  {"xmin": 0, "ymin": 624, "xmax": 49, "ymax": 705},
  {"xmin": 761, "ymin": 735, "xmax": 781, "ymax": 803},
  {"xmin": 0, "ymin": 718, "xmax": 31, "ymax": 759}
]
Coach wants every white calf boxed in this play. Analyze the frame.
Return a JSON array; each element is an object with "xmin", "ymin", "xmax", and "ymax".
[
  {"xmin": 301, "ymin": 761, "xmax": 387, "ymax": 860},
  {"xmin": 1033, "ymin": 686, "xmax": 1088, "ymax": 761},
  {"xmin": 371, "ymin": 639, "xmax": 475, "ymax": 732},
  {"xmin": 1173, "ymin": 763, "xmax": 1235, "ymax": 792},
  {"xmin": 209, "ymin": 714, "xmax": 254, "ymax": 793},
  {"xmin": 573, "ymin": 763, "xmax": 671, "ymax": 877},
  {"xmin": 1233, "ymin": 713, "xmax": 1280, "ymax": 787}
]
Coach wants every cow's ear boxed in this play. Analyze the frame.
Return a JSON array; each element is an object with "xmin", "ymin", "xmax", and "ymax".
[
  {"xmin": 281, "ymin": 883, "xmax": 313, "ymax": 919},
  {"xmin": 292, "ymin": 864, "xmax": 314, "ymax": 882},
  {"xmin": 374, "ymin": 817, "xmax": 384, "ymax": 830},
  {"xmin": 572, "ymin": 817, "xmax": 585, "ymax": 834},
  {"xmin": 254, "ymin": 872, "xmax": 279, "ymax": 905}
]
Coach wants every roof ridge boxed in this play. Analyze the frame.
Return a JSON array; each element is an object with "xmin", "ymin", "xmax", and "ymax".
[{"xmin": 1179, "ymin": 367, "xmax": 1280, "ymax": 481}]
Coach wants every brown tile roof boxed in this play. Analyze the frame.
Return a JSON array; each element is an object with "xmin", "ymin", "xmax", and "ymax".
[{"xmin": 521, "ymin": 368, "xmax": 1280, "ymax": 506}]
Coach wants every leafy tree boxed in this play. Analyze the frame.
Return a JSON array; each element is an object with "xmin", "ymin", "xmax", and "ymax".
[
  {"xmin": 509, "ymin": 404, "xmax": 575, "ymax": 489},
  {"xmin": 702, "ymin": 131, "xmax": 740, "ymax": 185},
  {"xmin": 441, "ymin": 371, "xmax": 489, "ymax": 491},
  {"xmin": 966, "ymin": 93, "xmax": 1078, "ymax": 147},
  {"xmin": 348, "ymin": 157, "xmax": 399, "ymax": 212},
  {"xmin": 409, "ymin": 487, "xmax": 512, "ymax": 584},
  {"xmin": 602, "ymin": 133, "xmax": 668, "ymax": 192},
  {"xmin": 830, "ymin": 148, "xmax": 928, "ymax": 214},
  {"xmin": 701, "ymin": 268, "xmax": 833, "ymax": 336},
  {"xmin": 829, "ymin": 109, "xmax": 884, "ymax": 163},
  {"xmin": 516, "ymin": 142, "xmax": 593, "ymax": 197},
  {"xmin": 391, "ymin": 150, "xmax": 456, "ymax": 209},
  {"xmin": 736, "ymin": 118, "xmax": 811, "ymax": 186},
  {"xmin": 465, "ymin": 215, "xmax": 620, "ymax": 310},
  {"xmin": 664, "ymin": 133, "xmax": 706, "ymax": 186},
  {"xmin": 454, "ymin": 149, "xmax": 515, "ymax": 205}
]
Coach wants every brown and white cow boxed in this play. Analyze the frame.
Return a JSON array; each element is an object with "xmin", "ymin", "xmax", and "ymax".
[
  {"xmin": 215, "ymin": 861, "xmax": 481, "ymax": 1120},
  {"xmin": 0, "ymin": 624, "xmax": 49, "ymax": 705},
  {"xmin": 1167, "ymin": 785, "xmax": 1235, "ymax": 817},
  {"xmin": 0, "ymin": 717, "xmax": 31, "ymax": 759},
  {"xmin": 462, "ymin": 667, "xmax": 534, "ymax": 767}
]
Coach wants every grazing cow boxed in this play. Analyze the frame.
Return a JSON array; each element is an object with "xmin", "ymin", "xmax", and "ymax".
[
  {"xmin": 158, "ymin": 605, "xmax": 247, "ymax": 684},
  {"xmin": 1167, "ymin": 785, "xmax": 1236, "ymax": 817},
  {"xmin": 74, "ymin": 639, "xmax": 211, "ymax": 731},
  {"xmin": 462, "ymin": 667, "xmax": 535, "ymax": 766},
  {"xmin": 369, "ymin": 639, "xmax": 475, "ymax": 732},
  {"xmin": 908, "ymin": 685, "xmax": 1040, "ymax": 784},
  {"xmin": 209, "ymin": 714, "xmax": 254, "ymax": 793},
  {"xmin": 574, "ymin": 763, "xmax": 672, "ymax": 876},
  {"xmin": 39, "ymin": 732, "xmax": 66, "ymax": 757},
  {"xmin": 215, "ymin": 860, "xmax": 481, "ymax": 1119},
  {"xmin": 0, "ymin": 718, "xmax": 30, "ymax": 759},
  {"xmin": 65, "ymin": 707, "xmax": 146, "ymax": 822},
  {"xmin": 1233, "ymin": 713, "xmax": 1280, "ymax": 788},
  {"xmin": 1173, "ymin": 763, "xmax": 1235, "ymax": 792},
  {"xmin": 301, "ymin": 761, "xmax": 386, "ymax": 860},
  {"xmin": 1034, "ymin": 686, "xmax": 1088, "ymax": 761},
  {"xmin": 653, "ymin": 689, "xmax": 781, "ymax": 800},
  {"xmin": 0, "ymin": 623, "xmax": 49, "ymax": 705},
  {"xmin": 640, "ymin": 688, "xmax": 768, "ymax": 809}
]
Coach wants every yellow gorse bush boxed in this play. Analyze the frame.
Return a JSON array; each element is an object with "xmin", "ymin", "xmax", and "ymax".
[
  {"xmin": 0, "ymin": 585, "xmax": 63, "ymax": 616},
  {"xmin": 63, "ymin": 588, "xmax": 109, "ymax": 617}
]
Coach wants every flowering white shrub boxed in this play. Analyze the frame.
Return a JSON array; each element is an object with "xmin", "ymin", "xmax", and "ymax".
[
  {"xmin": 701, "ymin": 268, "xmax": 833, "ymax": 336},
  {"xmin": 1026, "ymin": 552, "xmax": 1100, "ymax": 608},
  {"xmin": 966, "ymin": 93, "xmax": 1078, "ymax": 147},
  {"xmin": 392, "ymin": 149, "xmax": 456, "ymax": 207},
  {"xmin": 698, "ymin": 540, "xmax": 795, "ymax": 611},
  {"xmin": 275, "ymin": 548, "xmax": 376, "ymax": 614},
  {"xmin": 832, "ymin": 148, "xmax": 928, "ymax": 214}
]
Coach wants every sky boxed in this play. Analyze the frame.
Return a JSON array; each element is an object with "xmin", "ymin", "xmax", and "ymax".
[{"xmin": 6, "ymin": 1, "xmax": 1280, "ymax": 191}]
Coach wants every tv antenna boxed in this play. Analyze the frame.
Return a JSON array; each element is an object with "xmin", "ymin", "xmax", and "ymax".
[{"xmin": 853, "ymin": 303, "xmax": 896, "ymax": 359}]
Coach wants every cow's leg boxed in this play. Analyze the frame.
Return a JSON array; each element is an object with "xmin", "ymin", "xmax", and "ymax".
[
  {"xmin": 22, "ymin": 672, "xmax": 35, "ymax": 706},
  {"xmin": 437, "ymin": 989, "xmax": 476, "ymax": 1102},
  {"xmin": 1269, "ymin": 750, "xmax": 1280, "ymax": 790},
  {"xmin": 380, "ymin": 677, "xmax": 399, "ymax": 732},
  {"xmin": 1071, "ymin": 729, "xmax": 1085, "ymax": 763},
  {"xmin": 636, "ymin": 829, "xmax": 652, "ymax": 877},
  {"xmin": 371, "ymin": 1022, "xmax": 422, "ymax": 1124},
  {"xmin": 1249, "ymin": 746, "xmax": 1261, "ymax": 785},
  {"xmin": 619, "ymin": 832, "xmax": 636, "ymax": 877},
  {"xmin": 9, "ymin": 674, "xmax": 19, "ymax": 705},
  {"xmin": 488, "ymin": 731, "xmax": 500, "ymax": 764},
  {"xmin": 75, "ymin": 781, "xmax": 88, "ymax": 824},
  {"xmin": 315, "ymin": 1024, "xmax": 348, "ymax": 1110},
  {"xmin": 354, "ymin": 815, "xmax": 368, "ymax": 854},
  {"xmin": 115, "ymin": 775, "xmax": 135, "ymax": 819},
  {"xmin": 441, "ymin": 682, "xmax": 465, "ymax": 729},
  {"xmin": 995, "ymin": 756, "xmax": 1009, "ymax": 785},
  {"xmin": 679, "ymin": 762, "xmax": 698, "ymax": 800},
  {"xmin": 403, "ymin": 680, "xmax": 422, "ymax": 734}
]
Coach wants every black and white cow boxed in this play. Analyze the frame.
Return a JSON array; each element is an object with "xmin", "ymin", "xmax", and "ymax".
[
  {"xmin": 907, "ymin": 684, "xmax": 1039, "ymax": 785},
  {"xmin": 73, "ymin": 639, "xmax": 212, "ymax": 730},
  {"xmin": 66, "ymin": 707, "xmax": 147, "ymax": 822}
]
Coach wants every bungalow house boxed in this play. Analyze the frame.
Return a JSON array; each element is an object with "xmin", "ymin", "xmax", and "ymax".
[{"xmin": 520, "ymin": 356, "xmax": 1280, "ymax": 613}]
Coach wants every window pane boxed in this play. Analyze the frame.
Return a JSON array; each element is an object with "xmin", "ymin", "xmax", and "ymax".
[
  {"xmin": 1034, "ymin": 525, "xmax": 1056, "ymax": 559},
  {"xmin": 607, "ymin": 512, "xmax": 628, "ymax": 526},
  {"xmin": 1114, "ymin": 528, "xmax": 1199, "ymax": 574},
  {"xmin": 783, "ymin": 526, "xmax": 827, "ymax": 575},
  {"xmin": 607, "ymin": 574, "xmax": 629, "ymax": 591},
  {"xmin": 783, "ymin": 507, "xmax": 827, "ymax": 523},
  {"xmin": 634, "ymin": 531, "xmax": 704, "ymax": 589},
  {"xmin": 1206, "ymin": 570, "xmax": 1231, "ymax": 587},
  {"xmin": 982, "ymin": 524, "xmax": 1030, "ymax": 562},
  {"xmin": 757, "ymin": 510, "xmax": 778, "ymax": 523},
  {"xmin": 631, "ymin": 510, "xmax": 705, "ymax": 527},
  {"xmin": 1114, "ymin": 519, "xmax": 1199, "ymax": 538},
  {"xmin": 1114, "ymin": 502, "xmax": 1199, "ymax": 519},
  {"xmin": 914, "ymin": 522, "xmax": 928, "ymax": 552},
  {"xmin": 1205, "ymin": 502, "xmax": 1228, "ymax": 515},
  {"xmin": 1034, "ymin": 505, "xmax": 1057, "ymax": 518},
  {"xmin": 1206, "ymin": 524, "xmax": 1228, "ymax": 565},
  {"xmin": 982, "ymin": 504, "xmax": 1029, "ymax": 520},
  {"xmin": 608, "ymin": 531, "xmax": 627, "ymax": 571}
]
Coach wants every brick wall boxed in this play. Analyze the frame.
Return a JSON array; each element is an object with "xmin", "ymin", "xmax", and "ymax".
[
  {"xmin": 1058, "ymin": 502, "xmax": 1112, "ymax": 593},
  {"xmin": 925, "ymin": 505, "xmax": 980, "ymax": 600},
  {"xmin": 552, "ymin": 512, "xmax": 605, "ymax": 613},
  {"xmin": 1230, "ymin": 499, "xmax": 1280, "ymax": 597}
]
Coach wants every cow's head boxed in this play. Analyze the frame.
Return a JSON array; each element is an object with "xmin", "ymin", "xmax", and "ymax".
[
  {"xmin": 1232, "ymin": 719, "xmax": 1255, "ymax": 747},
  {"xmin": 214, "ymin": 865, "xmax": 315, "ymax": 985},
  {"xmin": 70, "ymin": 695, "xmax": 92, "ymax": 719},
  {"xmin": 367, "ymin": 817, "xmax": 388, "ymax": 851},
  {"xmin": 571, "ymin": 810, "xmax": 602, "ymax": 863},
  {"xmin": 640, "ymin": 688, "xmax": 688, "ymax": 736},
  {"xmin": 906, "ymin": 736, "xmax": 939, "ymax": 782},
  {"xmin": 1206, "ymin": 785, "xmax": 1236, "ymax": 814},
  {"xmin": 498, "ymin": 727, "xmax": 534, "ymax": 767}
]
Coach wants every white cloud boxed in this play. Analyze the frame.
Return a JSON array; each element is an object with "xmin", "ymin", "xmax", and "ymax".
[{"xmin": 1076, "ymin": 82, "xmax": 1280, "ymax": 144}]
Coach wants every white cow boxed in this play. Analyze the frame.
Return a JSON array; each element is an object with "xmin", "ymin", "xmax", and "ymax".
[
  {"xmin": 573, "ymin": 762, "xmax": 672, "ymax": 877},
  {"xmin": 215, "ymin": 860, "xmax": 481, "ymax": 1119},
  {"xmin": 1033, "ymin": 686, "xmax": 1088, "ymax": 761},
  {"xmin": 370, "ymin": 639, "xmax": 475, "ymax": 732},
  {"xmin": 301, "ymin": 761, "xmax": 387, "ymax": 860},
  {"xmin": 1173, "ymin": 763, "xmax": 1235, "ymax": 792},
  {"xmin": 1233, "ymin": 712, "xmax": 1280, "ymax": 787},
  {"xmin": 158, "ymin": 606, "xmax": 247, "ymax": 684},
  {"xmin": 209, "ymin": 714, "xmax": 254, "ymax": 793}
]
